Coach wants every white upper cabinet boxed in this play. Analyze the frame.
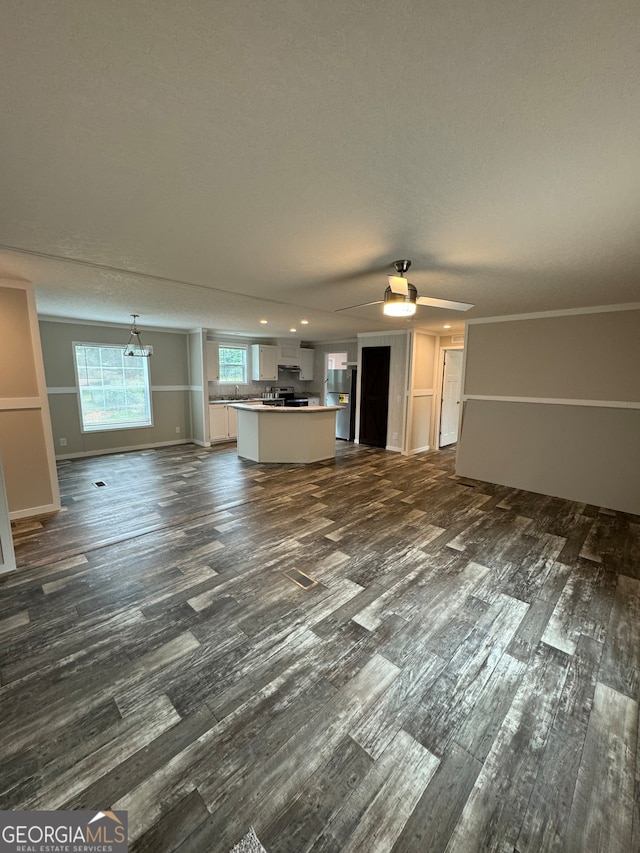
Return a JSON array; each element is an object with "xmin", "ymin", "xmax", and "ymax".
[
  {"xmin": 299, "ymin": 348, "xmax": 314, "ymax": 380},
  {"xmin": 276, "ymin": 342, "xmax": 300, "ymax": 367},
  {"xmin": 251, "ymin": 344, "xmax": 278, "ymax": 381}
]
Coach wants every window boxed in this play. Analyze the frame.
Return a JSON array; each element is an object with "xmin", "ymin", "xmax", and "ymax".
[
  {"xmin": 74, "ymin": 343, "xmax": 152, "ymax": 432},
  {"xmin": 218, "ymin": 345, "xmax": 247, "ymax": 384}
]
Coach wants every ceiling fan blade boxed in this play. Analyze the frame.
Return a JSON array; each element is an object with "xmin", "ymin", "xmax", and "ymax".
[
  {"xmin": 388, "ymin": 275, "xmax": 409, "ymax": 296},
  {"xmin": 416, "ymin": 296, "xmax": 474, "ymax": 311},
  {"xmin": 335, "ymin": 300, "xmax": 383, "ymax": 312}
]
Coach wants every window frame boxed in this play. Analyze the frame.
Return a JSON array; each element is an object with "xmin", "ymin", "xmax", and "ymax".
[
  {"xmin": 217, "ymin": 343, "xmax": 248, "ymax": 385},
  {"xmin": 72, "ymin": 341, "xmax": 154, "ymax": 434}
]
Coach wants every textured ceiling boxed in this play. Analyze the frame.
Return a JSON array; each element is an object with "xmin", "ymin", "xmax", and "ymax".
[{"xmin": 1, "ymin": 0, "xmax": 639, "ymax": 341}]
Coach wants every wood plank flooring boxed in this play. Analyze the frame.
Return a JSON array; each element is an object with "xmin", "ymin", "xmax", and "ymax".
[{"xmin": 1, "ymin": 441, "xmax": 639, "ymax": 852}]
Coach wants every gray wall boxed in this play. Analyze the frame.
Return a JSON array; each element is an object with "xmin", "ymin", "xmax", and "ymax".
[
  {"xmin": 456, "ymin": 307, "xmax": 640, "ymax": 514},
  {"xmin": 40, "ymin": 319, "xmax": 192, "ymax": 457},
  {"xmin": 463, "ymin": 311, "xmax": 640, "ymax": 400}
]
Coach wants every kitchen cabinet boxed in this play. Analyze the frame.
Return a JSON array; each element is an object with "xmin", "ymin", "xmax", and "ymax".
[
  {"xmin": 299, "ymin": 348, "xmax": 314, "ymax": 380},
  {"xmin": 251, "ymin": 344, "xmax": 278, "ymax": 381},
  {"xmin": 227, "ymin": 404, "xmax": 237, "ymax": 438},
  {"xmin": 276, "ymin": 342, "xmax": 300, "ymax": 367},
  {"xmin": 209, "ymin": 403, "xmax": 237, "ymax": 442}
]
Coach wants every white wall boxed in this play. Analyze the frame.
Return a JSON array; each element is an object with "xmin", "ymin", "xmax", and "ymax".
[
  {"xmin": 407, "ymin": 332, "xmax": 437, "ymax": 453},
  {"xmin": 456, "ymin": 306, "xmax": 640, "ymax": 514},
  {"xmin": 311, "ymin": 340, "xmax": 358, "ymax": 401},
  {"xmin": 188, "ymin": 330, "xmax": 207, "ymax": 446}
]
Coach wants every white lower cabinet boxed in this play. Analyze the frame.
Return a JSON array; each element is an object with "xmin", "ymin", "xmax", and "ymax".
[
  {"xmin": 227, "ymin": 405, "xmax": 237, "ymax": 438},
  {"xmin": 209, "ymin": 403, "xmax": 237, "ymax": 442}
]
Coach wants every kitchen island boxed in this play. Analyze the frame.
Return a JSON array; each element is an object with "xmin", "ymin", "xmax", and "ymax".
[{"xmin": 229, "ymin": 403, "xmax": 342, "ymax": 463}]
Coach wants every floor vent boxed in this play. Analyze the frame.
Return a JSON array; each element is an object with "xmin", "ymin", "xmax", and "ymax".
[
  {"xmin": 93, "ymin": 481, "xmax": 107, "ymax": 488},
  {"xmin": 284, "ymin": 569, "xmax": 317, "ymax": 589}
]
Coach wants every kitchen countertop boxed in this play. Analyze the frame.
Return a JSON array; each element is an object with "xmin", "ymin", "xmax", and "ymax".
[
  {"xmin": 229, "ymin": 403, "xmax": 341, "ymax": 412},
  {"xmin": 209, "ymin": 397, "xmax": 263, "ymax": 404}
]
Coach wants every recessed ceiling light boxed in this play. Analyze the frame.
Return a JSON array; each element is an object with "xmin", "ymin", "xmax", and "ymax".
[
  {"xmin": 300, "ymin": 319, "xmax": 309, "ymax": 325},
  {"xmin": 443, "ymin": 324, "xmax": 451, "ymax": 329},
  {"xmin": 259, "ymin": 319, "xmax": 268, "ymax": 324},
  {"xmin": 290, "ymin": 328, "xmax": 297, "ymax": 333}
]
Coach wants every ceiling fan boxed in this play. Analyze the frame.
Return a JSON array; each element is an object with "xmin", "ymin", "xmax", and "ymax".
[{"xmin": 337, "ymin": 259, "xmax": 474, "ymax": 317}]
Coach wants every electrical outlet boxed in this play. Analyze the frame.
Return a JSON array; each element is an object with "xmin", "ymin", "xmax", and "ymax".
[
  {"xmin": 175, "ymin": 426, "xmax": 181, "ymax": 434},
  {"xmin": 60, "ymin": 437, "xmax": 67, "ymax": 447},
  {"xmin": 392, "ymin": 432, "xmax": 398, "ymax": 441}
]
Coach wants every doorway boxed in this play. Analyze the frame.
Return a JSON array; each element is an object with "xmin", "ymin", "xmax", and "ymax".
[
  {"xmin": 359, "ymin": 346, "xmax": 390, "ymax": 448},
  {"xmin": 439, "ymin": 349, "xmax": 463, "ymax": 447}
]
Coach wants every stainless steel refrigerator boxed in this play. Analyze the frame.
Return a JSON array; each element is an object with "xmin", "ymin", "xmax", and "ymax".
[{"xmin": 326, "ymin": 366, "xmax": 356, "ymax": 440}]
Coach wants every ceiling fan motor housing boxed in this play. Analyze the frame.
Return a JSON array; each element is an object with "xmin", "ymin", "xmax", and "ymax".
[{"xmin": 394, "ymin": 259, "xmax": 412, "ymax": 275}]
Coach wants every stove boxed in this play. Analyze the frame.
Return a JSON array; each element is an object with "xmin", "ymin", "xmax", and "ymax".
[{"xmin": 263, "ymin": 386, "xmax": 309, "ymax": 407}]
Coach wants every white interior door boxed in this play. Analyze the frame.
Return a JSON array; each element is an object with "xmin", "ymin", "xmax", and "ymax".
[{"xmin": 439, "ymin": 349, "xmax": 463, "ymax": 447}]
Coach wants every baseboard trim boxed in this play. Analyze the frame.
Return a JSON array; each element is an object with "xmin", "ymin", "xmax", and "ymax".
[
  {"xmin": 56, "ymin": 439, "xmax": 192, "ymax": 461},
  {"xmin": 9, "ymin": 501, "xmax": 61, "ymax": 521},
  {"xmin": 385, "ymin": 445, "xmax": 402, "ymax": 453}
]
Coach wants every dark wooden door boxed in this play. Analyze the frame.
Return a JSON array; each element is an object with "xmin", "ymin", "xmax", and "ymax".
[
  {"xmin": 359, "ymin": 347, "xmax": 390, "ymax": 448},
  {"xmin": 349, "ymin": 367, "xmax": 357, "ymax": 441}
]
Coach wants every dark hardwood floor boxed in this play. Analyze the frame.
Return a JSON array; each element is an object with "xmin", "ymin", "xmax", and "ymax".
[{"xmin": 1, "ymin": 441, "xmax": 639, "ymax": 852}]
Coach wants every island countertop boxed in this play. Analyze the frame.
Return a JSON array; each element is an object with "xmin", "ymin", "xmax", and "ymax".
[{"xmin": 229, "ymin": 403, "xmax": 341, "ymax": 462}]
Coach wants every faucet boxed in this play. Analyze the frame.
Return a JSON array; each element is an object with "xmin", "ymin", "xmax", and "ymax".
[{"xmin": 235, "ymin": 385, "xmax": 240, "ymax": 397}]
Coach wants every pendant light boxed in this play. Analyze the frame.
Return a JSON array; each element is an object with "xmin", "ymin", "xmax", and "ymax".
[{"xmin": 123, "ymin": 314, "xmax": 152, "ymax": 357}]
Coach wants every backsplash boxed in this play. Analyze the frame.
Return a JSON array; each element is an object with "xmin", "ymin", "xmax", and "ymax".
[{"xmin": 208, "ymin": 376, "xmax": 320, "ymax": 400}]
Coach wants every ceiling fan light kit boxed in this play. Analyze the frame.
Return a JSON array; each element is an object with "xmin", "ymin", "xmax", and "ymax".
[{"xmin": 383, "ymin": 283, "xmax": 417, "ymax": 316}]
